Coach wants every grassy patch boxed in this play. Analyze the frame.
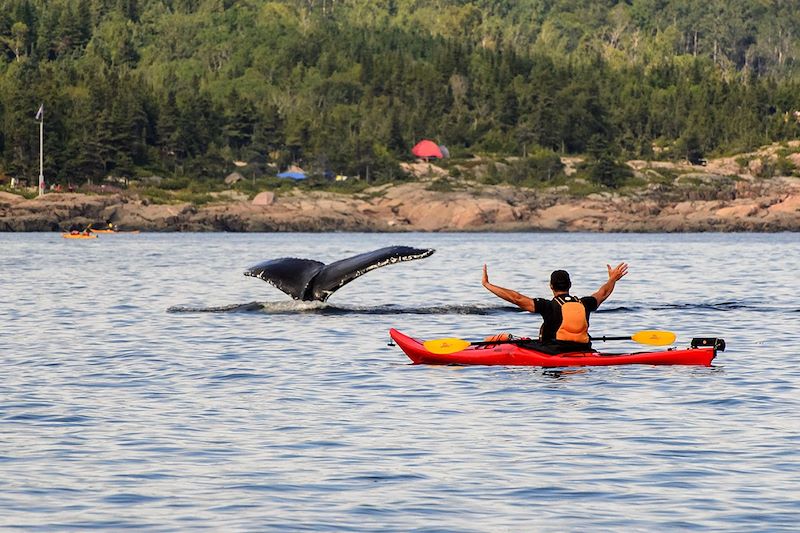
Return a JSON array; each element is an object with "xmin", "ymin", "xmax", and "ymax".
[
  {"xmin": 775, "ymin": 156, "xmax": 797, "ymax": 176},
  {"xmin": 735, "ymin": 156, "xmax": 753, "ymax": 170},
  {"xmin": 776, "ymin": 146, "xmax": 800, "ymax": 158},
  {"xmin": 618, "ymin": 174, "xmax": 648, "ymax": 190},
  {"xmin": 566, "ymin": 179, "xmax": 605, "ymax": 196},
  {"xmin": 677, "ymin": 175, "xmax": 705, "ymax": 187},
  {"xmin": 641, "ymin": 168, "xmax": 678, "ymax": 185},
  {"xmin": 0, "ymin": 186, "xmax": 37, "ymax": 199},
  {"xmin": 173, "ymin": 191, "xmax": 216, "ymax": 205},
  {"xmin": 300, "ymin": 177, "xmax": 373, "ymax": 194},
  {"xmin": 426, "ymin": 179, "xmax": 456, "ymax": 192},
  {"xmin": 134, "ymin": 189, "xmax": 213, "ymax": 205}
]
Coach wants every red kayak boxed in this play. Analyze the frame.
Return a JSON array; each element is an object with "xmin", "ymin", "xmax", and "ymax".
[{"xmin": 389, "ymin": 328, "xmax": 722, "ymax": 367}]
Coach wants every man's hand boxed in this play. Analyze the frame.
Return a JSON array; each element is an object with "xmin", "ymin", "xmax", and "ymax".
[
  {"xmin": 482, "ymin": 264, "xmax": 490, "ymax": 287},
  {"xmin": 607, "ymin": 262, "xmax": 628, "ymax": 282}
]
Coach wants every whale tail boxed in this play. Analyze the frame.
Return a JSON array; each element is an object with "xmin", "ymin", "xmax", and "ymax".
[{"xmin": 244, "ymin": 245, "xmax": 435, "ymax": 301}]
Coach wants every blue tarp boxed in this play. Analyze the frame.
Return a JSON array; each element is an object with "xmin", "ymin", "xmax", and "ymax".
[{"xmin": 277, "ymin": 171, "xmax": 306, "ymax": 180}]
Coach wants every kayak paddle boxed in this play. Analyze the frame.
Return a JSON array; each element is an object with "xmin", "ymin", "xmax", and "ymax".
[
  {"xmin": 423, "ymin": 330, "xmax": 676, "ymax": 355},
  {"xmin": 593, "ymin": 330, "xmax": 676, "ymax": 346}
]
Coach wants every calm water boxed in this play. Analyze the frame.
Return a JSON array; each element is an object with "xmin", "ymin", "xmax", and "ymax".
[{"xmin": 1, "ymin": 232, "xmax": 799, "ymax": 531}]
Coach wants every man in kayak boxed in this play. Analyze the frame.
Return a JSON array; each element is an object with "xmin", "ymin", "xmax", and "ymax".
[{"xmin": 481, "ymin": 263, "xmax": 628, "ymax": 352}]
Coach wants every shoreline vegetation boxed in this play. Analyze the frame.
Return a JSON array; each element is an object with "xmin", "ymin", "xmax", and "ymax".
[
  {"xmin": 2, "ymin": 0, "xmax": 800, "ymax": 232},
  {"xmin": 2, "ymin": 145, "xmax": 799, "ymax": 232},
  {"xmin": 4, "ymin": 2, "xmax": 800, "ymax": 206}
]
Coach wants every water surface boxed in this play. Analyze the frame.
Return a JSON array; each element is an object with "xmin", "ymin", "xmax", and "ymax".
[{"xmin": 1, "ymin": 232, "xmax": 798, "ymax": 530}]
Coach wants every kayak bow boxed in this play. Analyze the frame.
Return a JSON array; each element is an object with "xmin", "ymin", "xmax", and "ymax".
[{"xmin": 389, "ymin": 328, "xmax": 723, "ymax": 367}]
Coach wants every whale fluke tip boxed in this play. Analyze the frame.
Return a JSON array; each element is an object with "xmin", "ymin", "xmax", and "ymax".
[{"xmin": 245, "ymin": 245, "xmax": 434, "ymax": 301}]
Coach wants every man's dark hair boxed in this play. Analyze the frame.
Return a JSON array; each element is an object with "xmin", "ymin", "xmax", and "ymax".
[{"xmin": 550, "ymin": 270, "xmax": 571, "ymax": 291}]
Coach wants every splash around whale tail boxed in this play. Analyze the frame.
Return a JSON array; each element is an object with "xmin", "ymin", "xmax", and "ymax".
[{"xmin": 244, "ymin": 245, "xmax": 435, "ymax": 301}]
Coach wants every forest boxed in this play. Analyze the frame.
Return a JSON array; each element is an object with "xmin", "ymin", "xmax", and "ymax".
[{"xmin": 2, "ymin": 0, "xmax": 800, "ymax": 188}]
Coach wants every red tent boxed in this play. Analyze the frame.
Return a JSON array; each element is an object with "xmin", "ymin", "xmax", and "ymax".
[{"xmin": 411, "ymin": 139, "xmax": 443, "ymax": 159}]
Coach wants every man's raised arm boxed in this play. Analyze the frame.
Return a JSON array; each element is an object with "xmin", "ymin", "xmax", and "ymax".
[
  {"xmin": 592, "ymin": 262, "xmax": 629, "ymax": 306},
  {"xmin": 482, "ymin": 264, "xmax": 535, "ymax": 312}
]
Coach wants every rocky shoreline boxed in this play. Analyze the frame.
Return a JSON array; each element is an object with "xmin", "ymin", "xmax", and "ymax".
[{"xmin": 1, "ymin": 173, "xmax": 798, "ymax": 232}]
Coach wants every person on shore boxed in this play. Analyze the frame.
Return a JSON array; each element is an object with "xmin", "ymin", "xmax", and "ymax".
[{"xmin": 481, "ymin": 263, "xmax": 629, "ymax": 352}]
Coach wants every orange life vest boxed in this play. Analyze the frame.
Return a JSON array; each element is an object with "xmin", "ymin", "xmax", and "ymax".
[{"xmin": 554, "ymin": 296, "xmax": 589, "ymax": 343}]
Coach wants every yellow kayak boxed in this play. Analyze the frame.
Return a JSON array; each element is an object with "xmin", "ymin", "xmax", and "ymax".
[{"xmin": 61, "ymin": 233, "xmax": 98, "ymax": 239}]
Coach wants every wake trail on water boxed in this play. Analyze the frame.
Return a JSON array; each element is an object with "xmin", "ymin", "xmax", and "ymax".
[
  {"xmin": 166, "ymin": 299, "xmax": 796, "ymax": 315},
  {"xmin": 603, "ymin": 301, "xmax": 797, "ymax": 313},
  {"xmin": 166, "ymin": 301, "xmax": 519, "ymax": 315}
]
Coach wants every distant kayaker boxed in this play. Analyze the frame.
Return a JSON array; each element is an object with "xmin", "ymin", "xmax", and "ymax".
[{"xmin": 482, "ymin": 263, "xmax": 628, "ymax": 352}]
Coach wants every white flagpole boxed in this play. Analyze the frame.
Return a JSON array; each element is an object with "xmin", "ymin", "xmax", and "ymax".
[{"xmin": 37, "ymin": 104, "xmax": 44, "ymax": 197}]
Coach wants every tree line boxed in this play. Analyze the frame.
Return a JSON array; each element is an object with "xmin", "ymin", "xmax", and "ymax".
[{"xmin": 2, "ymin": 0, "xmax": 800, "ymax": 187}]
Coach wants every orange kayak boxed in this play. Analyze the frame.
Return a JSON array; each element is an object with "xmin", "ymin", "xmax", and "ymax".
[
  {"xmin": 91, "ymin": 229, "xmax": 140, "ymax": 234},
  {"xmin": 61, "ymin": 233, "xmax": 98, "ymax": 239}
]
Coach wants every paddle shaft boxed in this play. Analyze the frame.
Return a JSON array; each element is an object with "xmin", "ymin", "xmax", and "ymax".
[
  {"xmin": 455, "ymin": 335, "xmax": 648, "ymax": 347},
  {"xmin": 471, "ymin": 336, "xmax": 630, "ymax": 346}
]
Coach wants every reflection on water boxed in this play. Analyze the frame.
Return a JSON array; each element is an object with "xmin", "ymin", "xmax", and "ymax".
[{"xmin": 1, "ymin": 232, "xmax": 799, "ymax": 530}]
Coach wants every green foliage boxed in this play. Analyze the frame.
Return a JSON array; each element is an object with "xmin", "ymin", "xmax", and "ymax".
[
  {"xmin": 776, "ymin": 145, "xmax": 800, "ymax": 158},
  {"xmin": 675, "ymin": 131, "xmax": 706, "ymax": 165},
  {"xmin": 735, "ymin": 156, "xmax": 752, "ymax": 170},
  {"xmin": 0, "ymin": 184, "xmax": 36, "ymax": 198},
  {"xmin": 482, "ymin": 162, "xmax": 501, "ymax": 185},
  {"xmin": 172, "ymin": 190, "xmax": 215, "ymax": 205},
  {"xmin": 564, "ymin": 176, "xmax": 605, "ymax": 197},
  {"xmin": 2, "ymin": 0, "xmax": 800, "ymax": 189},
  {"xmin": 426, "ymin": 178, "xmax": 455, "ymax": 192},
  {"xmin": 775, "ymin": 156, "xmax": 796, "ymax": 177},
  {"xmin": 589, "ymin": 155, "xmax": 633, "ymax": 189},
  {"xmin": 320, "ymin": 178, "xmax": 371, "ymax": 194},
  {"xmin": 484, "ymin": 148, "xmax": 565, "ymax": 187},
  {"xmin": 755, "ymin": 157, "xmax": 776, "ymax": 179},
  {"xmin": 160, "ymin": 177, "xmax": 191, "ymax": 190},
  {"xmin": 133, "ymin": 184, "xmax": 217, "ymax": 205}
]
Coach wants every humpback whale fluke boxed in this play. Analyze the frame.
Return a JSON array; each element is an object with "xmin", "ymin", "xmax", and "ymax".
[{"xmin": 244, "ymin": 246, "xmax": 435, "ymax": 301}]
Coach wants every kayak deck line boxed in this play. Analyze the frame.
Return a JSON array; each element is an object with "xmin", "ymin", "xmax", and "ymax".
[{"xmin": 389, "ymin": 328, "xmax": 723, "ymax": 367}]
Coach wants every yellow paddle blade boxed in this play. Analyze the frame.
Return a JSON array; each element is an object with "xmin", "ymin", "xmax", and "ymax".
[
  {"xmin": 423, "ymin": 338, "xmax": 472, "ymax": 355},
  {"xmin": 631, "ymin": 330, "xmax": 676, "ymax": 346}
]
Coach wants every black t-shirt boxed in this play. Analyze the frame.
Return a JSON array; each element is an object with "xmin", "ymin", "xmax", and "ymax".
[{"xmin": 532, "ymin": 294, "xmax": 599, "ymax": 343}]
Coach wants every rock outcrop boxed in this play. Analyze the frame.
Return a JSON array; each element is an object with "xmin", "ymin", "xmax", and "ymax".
[
  {"xmin": 2, "ymin": 175, "xmax": 798, "ymax": 232},
  {"xmin": 4, "ymin": 147, "xmax": 800, "ymax": 235}
]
